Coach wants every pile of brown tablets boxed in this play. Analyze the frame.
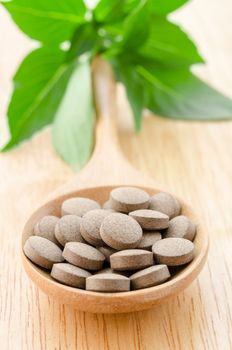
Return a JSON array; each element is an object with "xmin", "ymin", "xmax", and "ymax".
[{"xmin": 23, "ymin": 187, "xmax": 197, "ymax": 293}]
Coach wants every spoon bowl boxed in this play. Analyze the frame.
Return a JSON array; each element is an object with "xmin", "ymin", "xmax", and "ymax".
[
  {"xmin": 22, "ymin": 185, "xmax": 208, "ymax": 313},
  {"xmin": 21, "ymin": 58, "xmax": 209, "ymax": 313}
]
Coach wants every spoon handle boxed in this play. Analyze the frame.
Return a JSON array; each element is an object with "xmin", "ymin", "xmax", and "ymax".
[
  {"xmin": 92, "ymin": 56, "xmax": 116, "ymax": 121},
  {"xmin": 91, "ymin": 56, "xmax": 120, "ymax": 158}
]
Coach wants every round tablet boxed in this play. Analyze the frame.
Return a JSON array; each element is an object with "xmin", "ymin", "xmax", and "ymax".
[
  {"xmin": 110, "ymin": 187, "xmax": 149, "ymax": 213},
  {"xmin": 129, "ymin": 209, "xmax": 169, "ymax": 230},
  {"xmin": 149, "ymin": 192, "xmax": 181, "ymax": 219},
  {"xmin": 34, "ymin": 215, "xmax": 59, "ymax": 244},
  {"xmin": 62, "ymin": 242, "xmax": 105, "ymax": 270},
  {"xmin": 95, "ymin": 267, "xmax": 116, "ymax": 274},
  {"xmin": 61, "ymin": 197, "xmax": 100, "ymax": 217},
  {"xmin": 130, "ymin": 265, "xmax": 170, "ymax": 290},
  {"xmin": 95, "ymin": 268, "xmax": 131, "ymax": 277},
  {"xmin": 152, "ymin": 238, "xmax": 194, "ymax": 266},
  {"xmin": 23, "ymin": 236, "xmax": 64, "ymax": 270},
  {"xmin": 100, "ymin": 213, "xmax": 143, "ymax": 249},
  {"xmin": 51, "ymin": 263, "xmax": 91, "ymax": 288},
  {"xmin": 55, "ymin": 215, "xmax": 85, "ymax": 246},
  {"xmin": 110, "ymin": 249, "xmax": 153, "ymax": 271},
  {"xmin": 97, "ymin": 246, "xmax": 117, "ymax": 263},
  {"xmin": 164, "ymin": 215, "xmax": 196, "ymax": 241},
  {"xmin": 80, "ymin": 209, "xmax": 112, "ymax": 246},
  {"xmin": 137, "ymin": 232, "xmax": 162, "ymax": 250},
  {"xmin": 102, "ymin": 200, "xmax": 114, "ymax": 210},
  {"xmin": 86, "ymin": 273, "xmax": 130, "ymax": 292}
]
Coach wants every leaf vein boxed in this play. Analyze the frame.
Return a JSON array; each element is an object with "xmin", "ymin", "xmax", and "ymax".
[{"xmin": 4, "ymin": 4, "xmax": 84, "ymax": 23}]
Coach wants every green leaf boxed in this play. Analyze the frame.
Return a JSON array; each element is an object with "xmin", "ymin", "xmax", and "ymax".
[
  {"xmin": 124, "ymin": 0, "xmax": 189, "ymax": 16},
  {"xmin": 138, "ymin": 66, "xmax": 232, "ymax": 120},
  {"xmin": 67, "ymin": 23, "xmax": 99, "ymax": 61},
  {"xmin": 122, "ymin": 0, "xmax": 150, "ymax": 49},
  {"xmin": 123, "ymin": 0, "xmax": 141, "ymax": 13},
  {"xmin": 149, "ymin": 0, "xmax": 189, "ymax": 16},
  {"xmin": 2, "ymin": 0, "xmax": 86, "ymax": 43},
  {"xmin": 111, "ymin": 56, "xmax": 232, "ymax": 124},
  {"xmin": 102, "ymin": 0, "xmax": 150, "ymax": 59},
  {"xmin": 138, "ymin": 17, "xmax": 203, "ymax": 67},
  {"xmin": 104, "ymin": 7, "xmax": 202, "ymax": 68},
  {"xmin": 52, "ymin": 61, "xmax": 94, "ymax": 170},
  {"xmin": 93, "ymin": 0, "xmax": 143, "ymax": 23},
  {"xmin": 2, "ymin": 47, "xmax": 75, "ymax": 151},
  {"xmin": 93, "ymin": 0, "xmax": 127, "ymax": 23}
]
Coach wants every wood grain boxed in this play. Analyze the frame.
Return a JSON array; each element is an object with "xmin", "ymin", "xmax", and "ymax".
[{"xmin": 1, "ymin": 0, "xmax": 232, "ymax": 349}]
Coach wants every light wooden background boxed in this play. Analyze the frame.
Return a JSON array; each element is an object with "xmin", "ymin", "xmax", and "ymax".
[{"xmin": 1, "ymin": 1, "xmax": 232, "ymax": 349}]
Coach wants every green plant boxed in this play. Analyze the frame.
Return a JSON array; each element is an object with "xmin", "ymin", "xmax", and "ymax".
[{"xmin": 1, "ymin": 0, "xmax": 232, "ymax": 169}]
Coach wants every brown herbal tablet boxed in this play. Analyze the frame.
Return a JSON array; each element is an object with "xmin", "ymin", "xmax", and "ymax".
[
  {"xmin": 95, "ymin": 267, "xmax": 116, "ymax": 274},
  {"xmin": 129, "ymin": 209, "xmax": 169, "ymax": 230},
  {"xmin": 110, "ymin": 187, "xmax": 149, "ymax": 213},
  {"xmin": 110, "ymin": 249, "xmax": 153, "ymax": 271},
  {"xmin": 61, "ymin": 197, "xmax": 100, "ymax": 217},
  {"xmin": 130, "ymin": 265, "xmax": 170, "ymax": 290},
  {"xmin": 102, "ymin": 200, "xmax": 114, "ymax": 210},
  {"xmin": 62, "ymin": 242, "xmax": 105, "ymax": 270},
  {"xmin": 51, "ymin": 263, "xmax": 91, "ymax": 288},
  {"xmin": 152, "ymin": 238, "xmax": 194, "ymax": 266},
  {"xmin": 149, "ymin": 192, "xmax": 181, "ymax": 219},
  {"xmin": 86, "ymin": 273, "xmax": 130, "ymax": 292},
  {"xmin": 98, "ymin": 246, "xmax": 117, "ymax": 263},
  {"xmin": 164, "ymin": 215, "xmax": 196, "ymax": 241},
  {"xmin": 95, "ymin": 268, "xmax": 131, "ymax": 277},
  {"xmin": 23, "ymin": 236, "xmax": 64, "ymax": 270},
  {"xmin": 34, "ymin": 215, "xmax": 59, "ymax": 244},
  {"xmin": 137, "ymin": 231, "xmax": 162, "ymax": 251},
  {"xmin": 80, "ymin": 209, "xmax": 112, "ymax": 246},
  {"xmin": 100, "ymin": 213, "xmax": 143, "ymax": 250},
  {"xmin": 55, "ymin": 215, "xmax": 85, "ymax": 247}
]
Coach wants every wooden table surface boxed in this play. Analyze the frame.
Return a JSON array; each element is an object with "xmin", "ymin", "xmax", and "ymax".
[{"xmin": 1, "ymin": 1, "xmax": 232, "ymax": 349}]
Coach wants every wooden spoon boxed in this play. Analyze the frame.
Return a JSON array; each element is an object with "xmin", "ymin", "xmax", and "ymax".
[{"xmin": 21, "ymin": 57, "xmax": 209, "ymax": 314}]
